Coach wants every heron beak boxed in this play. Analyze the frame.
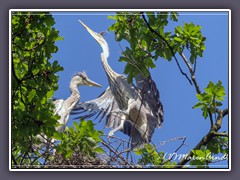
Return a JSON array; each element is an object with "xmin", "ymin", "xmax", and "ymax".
[
  {"xmin": 79, "ymin": 20, "xmax": 102, "ymax": 45},
  {"xmin": 79, "ymin": 20, "xmax": 110, "ymax": 59},
  {"xmin": 86, "ymin": 78, "xmax": 102, "ymax": 88}
]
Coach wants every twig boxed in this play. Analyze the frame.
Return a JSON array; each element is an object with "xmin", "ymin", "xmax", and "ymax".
[
  {"xmin": 179, "ymin": 52, "xmax": 201, "ymax": 94},
  {"xmin": 161, "ymin": 136, "xmax": 187, "ymax": 165},
  {"xmin": 20, "ymin": 151, "xmax": 28, "ymax": 165},
  {"xmin": 102, "ymin": 134, "xmax": 131, "ymax": 144},
  {"xmin": 101, "ymin": 140, "xmax": 134, "ymax": 168},
  {"xmin": 193, "ymin": 59, "xmax": 197, "ymax": 74},
  {"xmin": 158, "ymin": 136, "xmax": 188, "ymax": 150}
]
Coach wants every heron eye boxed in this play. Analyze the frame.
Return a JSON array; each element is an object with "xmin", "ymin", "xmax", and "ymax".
[
  {"xmin": 81, "ymin": 75, "xmax": 87, "ymax": 81},
  {"xmin": 78, "ymin": 73, "xmax": 86, "ymax": 80}
]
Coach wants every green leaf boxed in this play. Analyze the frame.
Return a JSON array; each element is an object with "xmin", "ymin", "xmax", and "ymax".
[
  {"xmin": 203, "ymin": 109, "xmax": 208, "ymax": 119},
  {"xmin": 86, "ymin": 137, "xmax": 96, "ymax": 146},
  {"xmin": 196, "ymin": 94, "xmax": 203, "ymax": 101},
  {"xmin": 65, "ymin": 149, "xmax": 73, "ymax": 159},
  {"xmin": 56, "ymin": 36, "xmax": 64, "ymax": 41},
  {"xmin": 215, "ymin": 102, "xmax": 223, "ymax": 106},
  {"xmin": 53, "ymin": 131, "xmax": 62, "ymax": 140},
  {"xmin": 193, "ymin": 149, "xmax": 205, "ymax": 157},
  {"xmin": 202, "ymin": 94, "xmax": 212, "ymax": 103},
  {"xmin": 193, "ymin": 102, "xmax": 203, "ymax": 109},
  {"xmin": 73, "ymin": 121, "xmax": 79, "ymax": 130},
  {"xmin": 46, "ymin": 90, "xmax": 54, "ymax": 99},
  {"xmin": 174, "ymin": 37, "xmax": 183, "ymax": 42},
  {"xmin": 134, "ymin": 149, "xmax": 142, "ymax": 156},
  {"xmin": 144, "ymin": 58, "xmax": 156, "ymax": 68},
  {"xmin": 170, "ymin": 12, "xmax": 179, "ymax": 22},
  {"xmin": 190, "ymin": 54, "xmax": 196, "ymax": 64},
  {"xmin": 189, "ymin": 159, "xmax": 205, "ymax": 167},
  {"xmin": 27, "ymin": 89, "xmax": 36, "ymax": 102},
  {"xmin": 93, "ymin": 147, "xmax": 104, "ymax": 154},
  {"xmin": 12, "ymin": 12, "xmax": 64, "ymax": 162}
]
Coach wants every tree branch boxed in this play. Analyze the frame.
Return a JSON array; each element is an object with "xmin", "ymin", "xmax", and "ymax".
[
  {"xmin": 212, "ymin": 132, "xmax": 228, "ymax": 137},
  {"xmin": 141, "ymin": 12, "xmax": 192, "ymax": 85},
  {"xmin": 11, "ymin": 153, "xmax": 18, "ymax": 168},
  {"xmin": 208, "ymin": 109, "xmax": 214, "ymax": 128},
  {"xmin": 174, "ymin": 109, "xmax": 228, "ymax": 168},
  {"xmin": 222, "ymin": 108, "xmax": 229, "ymax": 117},
  {"xmin": 179, "ymin": 52, "xmax": 201, "ymax": 94}
]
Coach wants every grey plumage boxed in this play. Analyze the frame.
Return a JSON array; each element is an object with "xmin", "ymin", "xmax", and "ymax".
[
  {"xmin": 72, "ymin": 21, "xmax": 164, "ymax": 149},
  {"xmin": 33, "ymin": 72, "xmax": 102, "ymax": 150}
]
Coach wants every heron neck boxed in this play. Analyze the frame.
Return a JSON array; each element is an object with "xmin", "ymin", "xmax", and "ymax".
[
  {"xmin": 101, "ymin": 53, "xmax": 133, "ymax": 109},
  {"xmin": 68, "ymin": 83, "xmax": 80, "ymax": 104},
  {"xmin": 101, "ymin": 53, "xmax": 120, "ymax": 82}
]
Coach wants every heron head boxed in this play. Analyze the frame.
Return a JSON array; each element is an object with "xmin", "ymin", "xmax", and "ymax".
[
  {"xmin": 72, "ymin": 71, "xmax": 102, "ymax": 87},
  {"xmin": 79, "ymin": 20, "xmax": 109, "ymax": 58},
  {"xmin": 79, "ymin": 20, "xmax": 104, "ymax": 45}
]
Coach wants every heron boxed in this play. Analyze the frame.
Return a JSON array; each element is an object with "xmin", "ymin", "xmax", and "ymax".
[
  {"xmin": 72, "ymin": 21, "xmax": 164, "ymax": 149},
  {"xmin": 34, "ymin": 71, "xmax": 102, "ymax": 150}
]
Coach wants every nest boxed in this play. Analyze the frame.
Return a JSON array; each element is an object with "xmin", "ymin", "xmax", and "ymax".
[{"xmin": 46, "ymin": 152, "xmax": 114, "ymax": 169}]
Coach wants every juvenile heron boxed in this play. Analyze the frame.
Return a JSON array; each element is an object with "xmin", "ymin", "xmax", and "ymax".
[
  {"xmin": 34, "ymin": 72, "xmax": 102, "ymax": 150},
  {"xmin": 72, "ymin": 21, "xmax": 164, "ymax": 149}
]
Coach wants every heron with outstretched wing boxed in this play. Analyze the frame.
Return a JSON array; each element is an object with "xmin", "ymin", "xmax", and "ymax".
[{"xmin": 72, "ymin": 21, "xmax": 164, "ymax": 149}]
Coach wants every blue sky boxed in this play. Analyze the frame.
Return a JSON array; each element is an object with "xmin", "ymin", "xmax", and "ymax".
[{"xmin": 51, "ymin": 11, "xmax": 229, "ymax": 167}]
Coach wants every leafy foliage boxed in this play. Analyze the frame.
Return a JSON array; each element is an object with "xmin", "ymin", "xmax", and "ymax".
[
  {"xmin": 134, "ymin": 144, "xmax": 177, "ymax": 168},
  {"xmin": 189, "ymin": 137, "xmax": 228, "ymax": 169},
  {"xmin": 173, "ymin": 22, "xmax": 206, "ymax": 63},
  {"xmin": 55, "ymin": 120, "xmax": 104, "ymax": 159},
  {"xmin": 11, "ymin": 12, "xmax": 64, "ymax": 165},
  {"xmin": 193, "ymin": 81, "xmax": 226, "ymax": 118},
  {"xmin": 108, "ymin": 12, "xmax": 180, "ymax": 83},
  {"xmin": 190, "ymin": 147, "xmax": 211, "ymax": 168},
  {"xmin": 108, "ymin": 12, "xmax": 206, "ymax": 83},
  {"xmin": 207, "ymin": 136, "xmax": 228, "ymax": 155}
]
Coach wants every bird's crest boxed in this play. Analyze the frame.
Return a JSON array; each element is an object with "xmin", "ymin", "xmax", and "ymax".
[{"xmin": 74, "ymin": 71, "xmax": 88, "ymax": 79}]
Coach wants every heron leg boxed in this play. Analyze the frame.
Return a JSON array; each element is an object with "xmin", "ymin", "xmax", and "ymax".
[{"xmin": 108, "ymin": 119, "xmax": 125, "ymax": 138}]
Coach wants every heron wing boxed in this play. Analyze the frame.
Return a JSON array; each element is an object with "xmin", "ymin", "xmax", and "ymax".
[
  {"xmin": 121, "ymin": 120, "xmax": 146, "ymax": 148},
  {"xmin": 53, "ymin": 99, "xmax": 64, "ymax": 115},
  {"xmin": 71, "ymin": 87, "xmax": 122, "ymax": 124},
  {"xmin": 135, "ymin": 74, "xmax": 164, "ymax": 127},
  {"xmin": 71, "ymin": 87, "xmax": 140, "ymax": 140},
  {"xmin": 121, "ymin": 100, "xmax": 160, "ymax": 148}
]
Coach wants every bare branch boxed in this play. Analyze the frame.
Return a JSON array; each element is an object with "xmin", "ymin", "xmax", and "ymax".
[
  {"xmin": 158, "ymin": 136, "xmax": 187, "ymax": 148},
  {"xmin": 101, "ymin": 139, "xmax": 134, "ymax": 168},
  {"xmin": 212, "ymin": 132, "xmax": 228, "ymax": 137},
  {"xmin": 208, "ymin": 109, "xmax": 214, "ymax": 128},
  {"xmin": 162, "ymin": 136, "xmax": 187, "ymax": 165},
  {"xmin": 193, "ymin": 59, "xmax": 197, "ymax": 74},
  {"xmin": 179, "ymin": 52, "xmax": 201, "ymax": 94},
  {"xmin": 222, "ymin": 108, "xmax": 229, "ymax": 117}
]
